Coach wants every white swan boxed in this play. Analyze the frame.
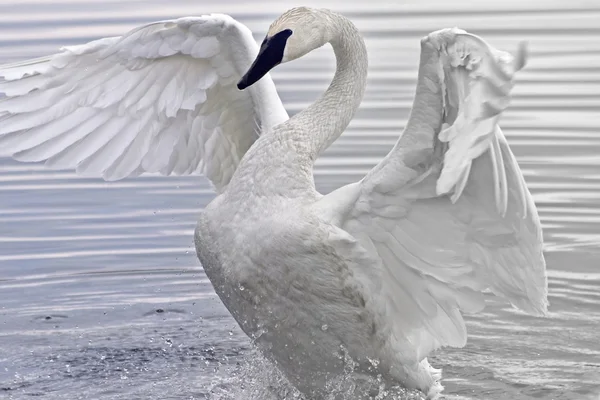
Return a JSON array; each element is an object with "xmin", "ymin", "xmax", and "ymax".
[{"xmin": 0, "ymin": 7, "xmax": 548, "ymax": 399}]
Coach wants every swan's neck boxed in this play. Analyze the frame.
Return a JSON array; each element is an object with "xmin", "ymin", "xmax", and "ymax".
[
  {"xmin": 285, "ymin": 12, "xmax": 368, "ymax": 162},
  {"xmin": 231, "ymin": 12, "xmax": 367, "ymax": 198}
]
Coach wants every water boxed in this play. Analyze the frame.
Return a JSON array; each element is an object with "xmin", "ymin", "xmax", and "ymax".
[{"xmin": 0, "ymin": 0, "xmax": 599, "ymax": 399}]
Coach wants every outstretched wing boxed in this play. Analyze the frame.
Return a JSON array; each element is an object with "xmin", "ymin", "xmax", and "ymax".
[
  {"xmin": 0, "ymin": 14, "xmax": 288, "ymax": 191},
  {"xmin": 317, "ymin": 28, "xmax": 547, "ymax": 365},
  {"xmin": 435, "ymin": 29, "xmax": 529, "ymax": 216}
]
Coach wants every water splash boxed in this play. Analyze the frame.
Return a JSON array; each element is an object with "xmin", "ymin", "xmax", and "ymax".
[{"xmin": 204, "ymin": 344, "xmax": 426, "ymax": 400}]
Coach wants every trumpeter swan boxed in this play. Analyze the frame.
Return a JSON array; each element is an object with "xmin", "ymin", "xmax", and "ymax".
[{"xmin": 0, "ymin": 7, "xmax": 547, "ymax": 399}]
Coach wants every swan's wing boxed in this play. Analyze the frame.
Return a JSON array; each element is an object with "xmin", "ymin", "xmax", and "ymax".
[
  {"xmin": 316, "ymin": 28, "xmax": 547, "ymax": 364},
  {"xmin": 0, "ymin": 14, "xmax": 288, "ymax": 191},
  {"xmin": 434, "ymin": 29, "xmax": 529, "ymax": 215}
]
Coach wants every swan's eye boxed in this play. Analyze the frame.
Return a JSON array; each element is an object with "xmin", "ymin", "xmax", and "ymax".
[
  {"xmin": 269, "ymin": 29, "xmax": 293, "ymax": 49},
  {"xmin": 261, "ymin": 29, "xmax": 291, "ymax": 48}
]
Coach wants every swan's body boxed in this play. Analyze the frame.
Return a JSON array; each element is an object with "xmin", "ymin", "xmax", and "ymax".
[{"xmin": 0, "ymin": 7, "xmax": 548, "ymax": 399}]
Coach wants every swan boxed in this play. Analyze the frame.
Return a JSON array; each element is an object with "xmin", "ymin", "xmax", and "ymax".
[{"xmin": 0, "ymin": 7, "xmax": 548, "ymax": 399}]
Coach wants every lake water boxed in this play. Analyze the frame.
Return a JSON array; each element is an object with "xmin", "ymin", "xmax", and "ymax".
[{"xmin": 1, "ymin": 0, "xmax": 599, "ymax": 399}]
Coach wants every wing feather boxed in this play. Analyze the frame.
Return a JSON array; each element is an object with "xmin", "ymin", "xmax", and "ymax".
[
  {"xmin": 318, "ymin": 28, "xmax": 547, "ymax": 370},
  {"xmin": 0, "ymin": 14, "xmax": 288, "ymax": 191}
]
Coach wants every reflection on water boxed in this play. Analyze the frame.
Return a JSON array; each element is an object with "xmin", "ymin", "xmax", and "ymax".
[{"xmin": 1, "ymin": 0, "xmax": 600, "ymax": 399}]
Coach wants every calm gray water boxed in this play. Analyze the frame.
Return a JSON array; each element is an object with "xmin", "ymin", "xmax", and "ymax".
[{"xmin": 1, "ymin": 0, "xmax": 599, "ymax": 399}]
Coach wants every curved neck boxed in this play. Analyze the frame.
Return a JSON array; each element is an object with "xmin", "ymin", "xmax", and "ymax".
[{"xmin": 285, "ymin": 11, "xmax": 368, "ymax": 162}]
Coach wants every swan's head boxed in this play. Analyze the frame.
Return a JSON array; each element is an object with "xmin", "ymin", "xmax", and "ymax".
[{"xmin": 237, "ymin": 7, "xmax": 330, "ymax": 90}]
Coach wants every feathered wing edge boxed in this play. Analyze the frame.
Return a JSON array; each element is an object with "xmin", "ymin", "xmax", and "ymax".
[
  {"xmin": 435, "ymin": 29, "xmax": 529, "ymax": 217},
  {"xmin": 0, "ymin": 15, "xmax": 287, "ymax": 191}
]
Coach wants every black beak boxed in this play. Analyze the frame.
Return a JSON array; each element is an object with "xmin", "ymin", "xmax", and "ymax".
[{"xmin": 237, "ymin": 29, "xmax": 293, "ymax": 90}]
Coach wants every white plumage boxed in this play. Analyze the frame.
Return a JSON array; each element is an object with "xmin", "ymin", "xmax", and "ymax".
[
  {"xmin": 0, "ymin": 15, "xmax": 287, "ymax": 191},
  {"xmin": 0, "ymin": 7, "xmax": 548, "ymax": 400}
]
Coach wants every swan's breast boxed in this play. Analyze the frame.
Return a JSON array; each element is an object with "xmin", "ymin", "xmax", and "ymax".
[{"xmin": 194, "ymin": 200, "xmax": 384, "ymax": 393}]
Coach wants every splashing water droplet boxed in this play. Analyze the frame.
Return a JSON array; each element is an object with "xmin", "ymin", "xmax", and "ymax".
[{"xmin": 368, "ymin": 357, "xmax": 380, "ymax": 368}]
